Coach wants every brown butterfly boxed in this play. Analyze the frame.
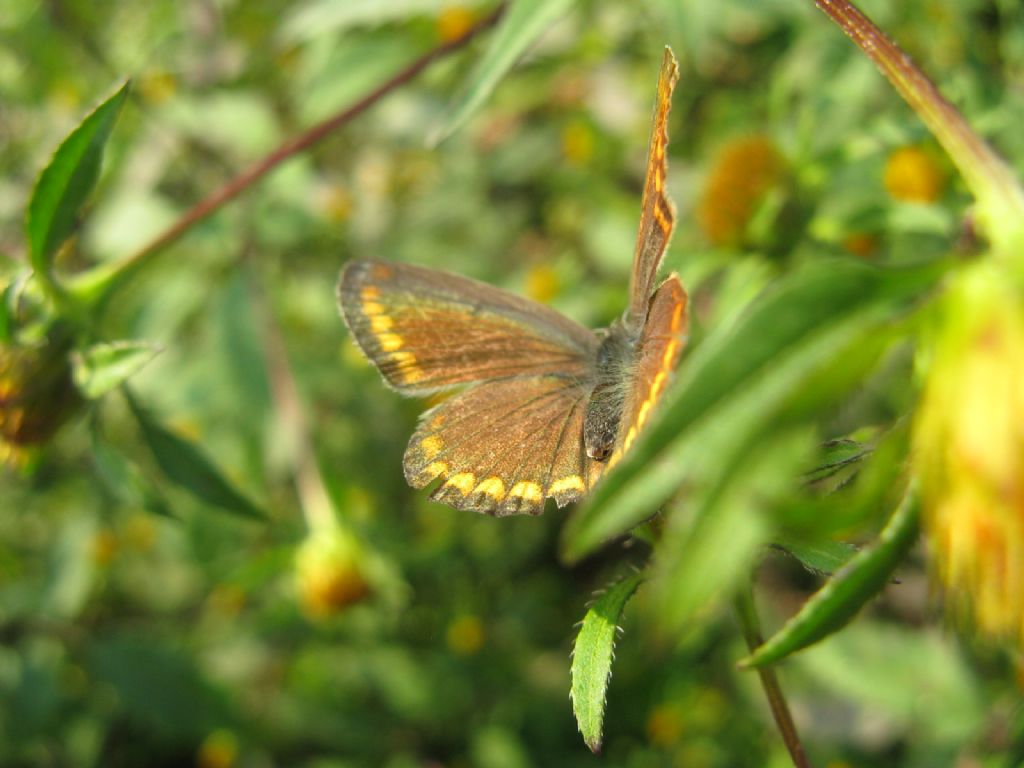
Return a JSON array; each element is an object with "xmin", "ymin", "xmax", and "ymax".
[{"xmin": 338, "ymin": 48, "xmax": 687, "ymax": 516}]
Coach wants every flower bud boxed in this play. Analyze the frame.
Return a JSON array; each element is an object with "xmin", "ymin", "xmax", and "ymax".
[
  {"xmin": 0, "ymin": 332, "xmax": 80, "ymax": 463},
  {"xmin": 914, "ymin": 263, "xmax": 1024, "ymax": 643},
  {"xmin": 295, "ymin": 526, "xmax": 371, "ymax": 619}
]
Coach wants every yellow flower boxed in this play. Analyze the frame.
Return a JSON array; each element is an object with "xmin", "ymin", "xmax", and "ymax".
[
  {"xmin": 561, "ymin": 119, "xmax": 595, "ymax": 167},
  {"xmin": 914, "ymin": 262, "xmax": 1024, "ymax": 643},
  {"xmin": 446, "ymin": 614, "xmax": 485, "ymax": 655},
  {"xmin": 525, "ymin": 263, "xmax": 561, "ymax": 304},
  {"xmin": 295, "ymin": 526, "xmax": 371, "ymax": 619},
  {"xmin": 197, "ymin": 729, "xmax": 239, "ymax": 768},
  {"xmin": 884, "ymin": 145, "xmax": 947, "ymax": 203},
  {"xmin": 697, "ymin": 135, "xmax": 785, "ymax": 248},
  {"xmin": 0, "ymin": 333, "xmax": 80, "ymax": 463},
  {"xmin": 436, "ymin": 6, "xmax": 475, "ymax": 44}
]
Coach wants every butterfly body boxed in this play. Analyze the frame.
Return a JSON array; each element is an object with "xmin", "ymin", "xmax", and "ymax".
[
  {"xmin": 337, "ymin": 48, "xmax": 685, "ymax": 516},
  {"xmin": 584, "ymin": 321, "xmax": 638, "ymax": 461}
]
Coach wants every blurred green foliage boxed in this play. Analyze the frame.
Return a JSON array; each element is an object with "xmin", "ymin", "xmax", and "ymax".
[{"xmin": 2, "ymin": 0, "xmax": 1024, "ymax": 766}]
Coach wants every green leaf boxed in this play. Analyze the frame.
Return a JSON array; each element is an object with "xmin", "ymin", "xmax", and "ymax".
[
  {"xmin": 91, "ymin": 418, "xmax": 173, "ymax": 518},
  {"xmin": 562, "ymin": 258, "xmax": 943, "ymax": 563},
  {"xmin": 87, "ymin": 635, "xmax": 233, "ymax": 741},
  {"xmin": 741, "ymin": 481, "xmax": 920, "ymax": 668},
  {"xmin": 26, "ymin": 81, "xmax": 130, "ymax": 276},
  {"xmin": 795, "ymin": 622, "xmax": 984, "ymax": 745},
  {"xmin": 778, "ymin": 420, "xmax": 911, "ymax": 538},
  {"xmin": 804, "ymin": 437, "xmax": 872, "ymax": 483},
  {"xmin": 125, "ymin": 392, "xmax": 264, "ymax": 520},
  {"xmin": 0, "ymin": 279, "xmax": 16, "ymax": 342},
  {"xmin": 72, "ymin": 340, "xmax": 162, "ymax": 399},
  {"xmin": 771, "ymin": 535, "xmax": 858, "ymax": 576},
  {"xmin": 431, "ymin": 0, "xmax": 578, "ymax": 144},
  {"xmin": 649, "ymin": 429, "xmax": 811, "ymax": 637},
  {"xmin": 571, "ymin": 571, "xmax": 644, "ymax": 753}
]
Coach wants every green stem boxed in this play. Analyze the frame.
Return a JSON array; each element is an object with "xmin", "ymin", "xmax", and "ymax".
[
  {"xmin": 72, "ymin": 4, "xmax": 506, "ymax": 309},
  {"xmin": 735, "ymin": 584, "xmax": 812, "ymax": 768},
  {"xmin": 814, "ymin": 0, "xmax": 1024, "ymax": 254}
]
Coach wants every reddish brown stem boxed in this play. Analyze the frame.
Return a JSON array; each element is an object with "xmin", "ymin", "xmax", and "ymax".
[
  {"xmin": 116, "ymin": 5, "xmax": 505, "ymax": 279},
  {"xmin": 735, "ymin": 586, "xmax": 811, "ymax": 768},
  {"xmin": 814, "ymin": 0, "xmax": 1024, "ymax": 240}
]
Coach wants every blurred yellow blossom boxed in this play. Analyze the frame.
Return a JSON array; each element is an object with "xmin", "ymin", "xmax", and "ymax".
[
  {"xmin": 884, "ymin": 145, "xmax": 947, "ymax": 203},
  {"xmin": 90, "ymin": 530, "xmax": 119, "ymax": 567},
  {"xmin": 914, "ymin": 262, "xmax": 1024, "ymax": 643},
  {"xmin": 437, "ymin": 6, "xmax": 475, "ymax": 44},
  {"xmin": 447, "ymin": 614, "xmax": 485, "ymax": 655},
  {"xmin": 197, "ymin": 729, "xmax": 239, "ymax": 768},
  {"xmin": 525, "ymin": 263, "xmax": 561, "ymax": 304},
  {"xmin": 561, "ymin": 119, "xmax": 595, "ymax": 167},
  {"xmin": 697, "ymin": 135, "xmax": 785, "ymax": 248},
  {"xmin": 646, "ymin": 703, "xmax": 686, "ymax": 747}
]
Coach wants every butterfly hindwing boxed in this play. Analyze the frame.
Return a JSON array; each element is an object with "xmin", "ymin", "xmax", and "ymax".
[
  {"xmin": 627, "ymin": 47, "xmax": 680, "ymax": 328},
  {"xmin": 338, "ymin": 260, "xmax": 598, "ymax": 394},
  {"xmin": 611, "ymin": 274, "xmax": 688, "ymax": 467},
  {"xmin": 404, "ymin": 376, "xmax": 604, "ymax": 515}
]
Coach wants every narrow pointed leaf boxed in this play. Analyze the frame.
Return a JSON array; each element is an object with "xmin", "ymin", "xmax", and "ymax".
[
  {"xmin": 72, "ymin": 340, "xmax": 162, "ymax": 399},
  {"xmin": 27, "ymin": 81, "xmax": 130, "ymax": 274},
  {"xmin": 91, "ymin": 420, "xmax": 173, "ymax": 518},
  {"xmin": 741, "ymin": 481, "xmax": 920, "ymax": 668},
  {"xmin": 432, "ymin": 0, "xmax": 577, "ymax": 144},
  {"xmin": 571, "ymin": 571, "xmax": 644, "ymax": 753},
  {"xmin": 125, "ymin": 392, "xmax": 264, "ymax": 520},
  {"xmin": 562, "ymin": 258, "xmax": 944, "ymax": 563},
  {"xmin": 771, "ymin": 536, "xmax": 858, "ymax": 576}
]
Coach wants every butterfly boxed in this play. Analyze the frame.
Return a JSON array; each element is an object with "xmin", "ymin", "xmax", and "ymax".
[{"xmin": 337, "ymin": 47, "xmax": 687, "ymax": 516}]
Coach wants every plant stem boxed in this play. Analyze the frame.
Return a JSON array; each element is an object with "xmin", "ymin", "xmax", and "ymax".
[
  {"xmin": 90, "ymin": 4, "xmax": 506, "ymax": 301},
  {"xmin": 735, "ymin": 585, "xmax": 811, "ymax": 768},
  {"xmin": 814, "ymin": 0, "xmax": 1024, "ymax": 254}
]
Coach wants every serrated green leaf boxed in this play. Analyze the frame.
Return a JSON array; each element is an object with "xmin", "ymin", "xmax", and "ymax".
[
  {"xmin": 432, "ymin": 0, "xmax": 577, "ymax": 145},
  {"xmin": 72, "ymin": 340, "xmax": 162, "ymax": 399},
  {"xmin": 125, "ymin": 392, "xmax": 264, "ymax": 520},
  {"xmin": 771, "ymin": 535, "xmax": 858, "ymax": 576},
  {"xmin": 571, "ymin": 571, "xmax": 643, "ymax": 753},
  {"xmin": 26, "ymin": 81, "xmax": 130, "ymax": 276},
  {"xmin": 562, "ymin": 259, "xmax": 944, "ymax": 563},
  {"xmin": 741, "ymin": 481, "xmax": 920, "ymax": 668},
  {"xmin": 91, "ymin": 418, "xmax": 173, "ymax": 518}
]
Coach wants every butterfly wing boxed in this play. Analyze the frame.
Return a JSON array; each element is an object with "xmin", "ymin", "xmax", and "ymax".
[
  {"xmin": 405, "ymin": 376, "xmax": 604, "ymax": 515},
  {"xmin": 338, "ymin": 259, "xmax": 602, "ymax": 515},
  {"xmin": 626, "ymin": 47, "xmax": 680, "ymax": 330},
  {"xmin": 338, "ymin": 260, "xmax": 597, "ymax": 393},
  {"xmin": 610, "ymin": 274, "xmax": 689, "ymax": 468}
]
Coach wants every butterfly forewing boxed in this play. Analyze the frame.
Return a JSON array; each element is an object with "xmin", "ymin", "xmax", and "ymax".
[
  {"xmin": 627, "ymin": 48, "xmax": 680, "ymax": 329},
  {"xmin": 405, "ymin": 376, "xmax": 603, "ymax": 515},
  {"xmin": 339, "ymin": 260, "xmax": 597, "ymax": 393}
]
